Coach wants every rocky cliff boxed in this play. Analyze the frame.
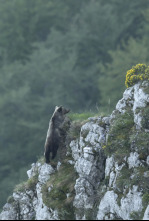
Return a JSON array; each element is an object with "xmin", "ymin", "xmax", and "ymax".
[{"xmin": 0, "ymin": 81, "xmax": 149, "ymax": 220}]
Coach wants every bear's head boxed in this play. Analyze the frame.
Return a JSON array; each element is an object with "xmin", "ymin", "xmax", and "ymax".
[
  {"xmin": 56, "ymin": 106, "xmax": 70, "ymax": 115},
  {"xmin": 52, "ymin": 106, "xmax": 70, "ymax": 123}
]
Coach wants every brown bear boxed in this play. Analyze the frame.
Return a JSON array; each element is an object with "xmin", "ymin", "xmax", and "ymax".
[{"xmin": 44, "ymin": 106, "xmax": 70, "ymax": 164}]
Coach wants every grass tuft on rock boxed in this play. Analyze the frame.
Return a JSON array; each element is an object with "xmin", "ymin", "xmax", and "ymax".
[
  {"xmin": 104, "ymin": 110, "xmax": 134, "ymax": 162},
  {"xmin": 42, "ymin": 158, "xmax": 78, "ymax": 220},
  {"xmin": 14, "ymin": 174, "xmax": 38, "ymax": 193}
]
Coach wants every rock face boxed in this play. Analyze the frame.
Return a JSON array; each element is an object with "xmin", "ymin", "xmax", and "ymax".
[
  {"xmin": 72, "ymin": 119, "xmax": 107, "ymax": 219},
  {"xmin": 116, "ymin": 81, "xmax": 149, "ymax": 129},
  {"xmin": 0, "ymin": 81, "xmax": 149, "ymax": 220},
  {"xmin": 0, "ymin": 163, "xmax": 58, "ymax": 220}
]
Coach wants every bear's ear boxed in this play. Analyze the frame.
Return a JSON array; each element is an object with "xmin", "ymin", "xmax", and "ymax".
[{"xmin": 57, "ymin": 106, "xmax": 62, "ymax": 112}]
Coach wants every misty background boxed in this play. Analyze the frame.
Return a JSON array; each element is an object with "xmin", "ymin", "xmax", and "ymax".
[{"xmin": 0, "ymin": 0, "xmax": 149, "ymax": 209}]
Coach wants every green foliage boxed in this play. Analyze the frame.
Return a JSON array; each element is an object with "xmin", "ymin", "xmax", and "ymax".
[
  {"xmin": 42, "ymin": 159, "xmax": 78, "ymax": 220},
  {"xmin": 142, "ymin": 193, "xmax": 149, "ymax": 209},
  {"xmin": 0, "ymin": 0, "xmax": 149, "ymax": 210},
  {"xmin": 130, "ymin": 167, "xmax": 149, "ymax": 193},
  {"xmin": 0, "ymin": 0, "xmax": 84, "ymax": 63},
  {"xmin": 130, "ymin": 131, "xmax": 149, "ymax": 161},
  {"xmin": 105, "ymin": 111, "xmax": 134, "ymax": 161},
  {"xmin": 125, "ymin": 64, "xmax": 149, "ymax": 88},
  {"xmin": 68, "ymin": 112, "xmax": 94, "ymax": 122},
  {"xmin": 141, "ymin": 105, "xmax": 149, "ymax": 129},
  {"xmin": 14, "ymin": 174, "xmax": 38, "ymax": 193},
  {"xmin": 104, "ymin": 108, "xmax": 149, "ymax": 212},
  {"xmin": 98, "ymin": 37, "xmax": 149, "ymax": 111},
  {"xmin": 115, "ymin": 165, "xmax": 149, "ymax": 212},
  {"xmin": 115, "ymin": 166, "xmax": 133, "ymax": 193}
]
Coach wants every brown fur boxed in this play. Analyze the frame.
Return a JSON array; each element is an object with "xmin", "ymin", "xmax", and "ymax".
[{"xmin": 44, "ymin": 106, "xmax": 70, "ymax": 163}]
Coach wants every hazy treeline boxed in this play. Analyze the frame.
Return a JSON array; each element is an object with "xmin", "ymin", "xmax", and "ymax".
[{"xmin": 0, "ymin": 0, "xmax": 149, "ymax": 208}]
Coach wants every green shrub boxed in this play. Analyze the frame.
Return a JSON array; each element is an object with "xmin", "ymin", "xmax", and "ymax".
[
  {"xmin": 125, "ymin": 64, "xmax": 149, "ymax": 88},
  {"xmin": 142, "ymin": 193, "xmax": 149, "ymax": 209},
  {"xmin": 115, "ymin": 166, "xmax": 133, "ymax": 193},
  {"xmin": 104, "ymin": 111, "xmax": 134, "ymax": 160},
  {"xmin": 130, "ymin": 131, "xmax": 149, "ymax": 161},
  {"xmin": 141, "ymin": 105, "xmax": 149, "ymax": 129}
]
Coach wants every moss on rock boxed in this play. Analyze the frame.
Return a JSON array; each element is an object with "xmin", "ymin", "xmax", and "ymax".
[
  {"xmin": 14, "ymin": 174, "xmax": 38, "ymax": 193},
  {"xmin": 141, "ymin": 105, "xmax": 149, "ymax": 130},
  {"xmin": 104, "ymin": 110, "xmax": 134, "ymax": 162},
  {"xmin": 42, "ymin": 159, "xmax": 78, "ymax": 220}
]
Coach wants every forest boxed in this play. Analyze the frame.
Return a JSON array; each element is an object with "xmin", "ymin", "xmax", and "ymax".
[{"xmin": 0, "ymin": 0, "xmax": 149, "ymax": 209}]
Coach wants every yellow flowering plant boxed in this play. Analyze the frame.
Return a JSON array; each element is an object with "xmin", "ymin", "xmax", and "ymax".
[{"xmin": 125, "ymin": 64, "xmax": 149, "ymax": 88}]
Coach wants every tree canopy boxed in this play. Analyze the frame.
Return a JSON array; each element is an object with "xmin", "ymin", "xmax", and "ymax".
[{"xmin": 0, "ymin": 0, "xmax": 149, "ymax": 209}]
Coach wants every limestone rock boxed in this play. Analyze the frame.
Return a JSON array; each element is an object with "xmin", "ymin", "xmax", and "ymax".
[
  {"xmin": 127, "ymin": 152, "xmax": 141, "ymax": 169},
  {"xmin": 0, "ymin": 81, "xmax": 149, "ymax": 220},
  {"xmin": 143, "ymin": 205, "xmax": 149, "ymax": 220},
  {"xmin": 97, "ymin": 186, "xmax": 143, "ymax": 220}
]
